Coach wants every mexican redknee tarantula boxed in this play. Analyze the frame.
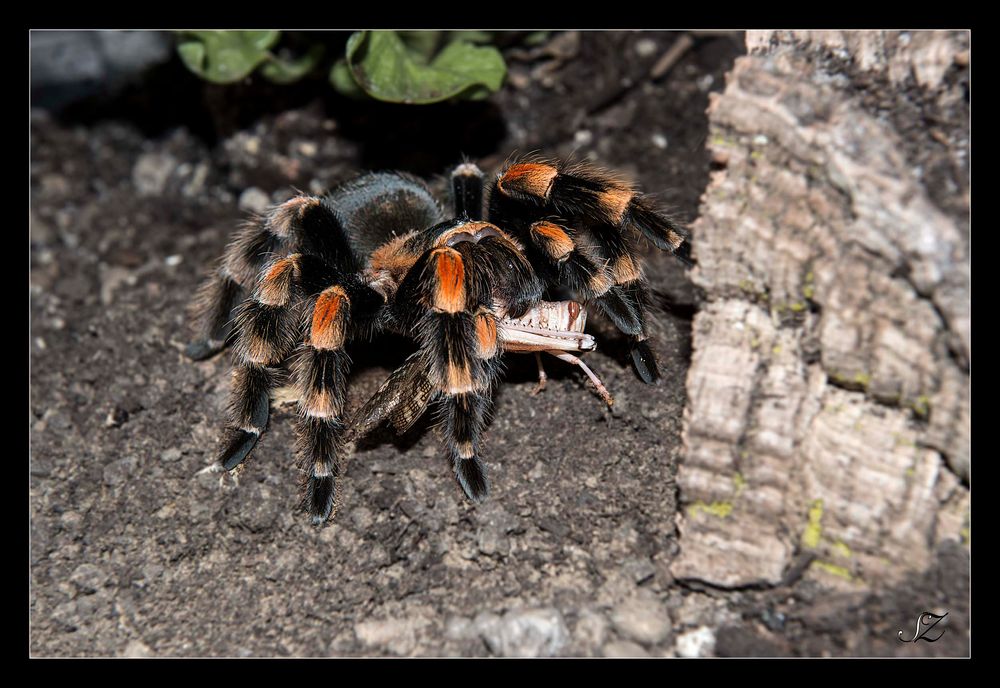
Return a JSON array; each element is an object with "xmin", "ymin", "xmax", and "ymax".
[{"xmin": 187, "ymin": 157, "xmax": 689, "ymax": 524}]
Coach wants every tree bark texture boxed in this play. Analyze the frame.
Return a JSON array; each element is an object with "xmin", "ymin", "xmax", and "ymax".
[{"xmin": 671, "ymin": 31, "xmax": 970, "ymax": 590}]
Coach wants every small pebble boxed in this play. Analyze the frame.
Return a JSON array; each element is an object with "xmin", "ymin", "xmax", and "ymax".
[
  {"xmin": 132, "ymin": 152, "xmax": 177, "ymax": 196},
  {"xmin": 574, "ymin": 130, "xmax": 593, "ymax": 146},
  {"xmin": 164, "ymin": 255, "xmax": 182, "ymax": 267},
  {"xmin": 610, "ymin": 597, "xmax": 672, "ymax": 645},
  {"xmin": 238, "ymin": 187, "xmax": 271, "ymax": 214},
  {"xmin": 603, "ymin": 640, "xmax": 649, "ymax": 657},
  {"xmin": 122, "ymin": 639, "xmax": 154, "ymax": 658},
  {"xmin": 507, "ymin": 69, "xmax": 531, "ymax": 90},
  {"xmin": 70, "ymin": 563, "xmax": 107, "ymax": 594},
  {"xmin": 105, "ymin": 407, "xmax": 129, "ymax": 427},
  {"xmin": 651, "ymin": 133, "xmax": 668, "ymax": 149},
  {"xmin": 475, "ymin": 608, "xmax": 570, "ymax": 657},
  {"xmin": 676, "ymin": 626, "xmax": 716, "ymax": 657},
  {"xmin": 573, "ymin": 609, "xmax": 610, "ymax": 648},
  {"xmin": 160, "ymin": 448, "xmax": 183, "ymax": 462},
  {"xmin": 635, "ymin": 38, "xmax": 658, "ymax": 57}
]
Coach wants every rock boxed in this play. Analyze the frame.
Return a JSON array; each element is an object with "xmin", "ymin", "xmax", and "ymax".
[
  {"xmin": 121, "ymin": 639, "xmax": 154, "ymax": 657},
  {"xmin": 133, "ymin": 152, "xmax": 177, "ymax": 196},
  {"xmin": 160, "ymin": 448, "xmax": 183, "ymax": 462},
  {"xmin": 355, "ymin": 613, "xmax": 431, "ymax": 656},
  {"xmin": 181, "ymin": 162, "xmax": 209, "ymax": 197},
  {"xmin": 103, "ymin": 456, "xmax": 137, "ymax": 486},
  {"xmin": 610, "ymin": 596, "xmax": 672, "ymax": 646},
  {"xmin": 99, "ymin": 265, "xmax": 135, "ymax": 306},
  {"xmin": 475, "ymin": 504, "xmax": 517, "ymax": 557},
  {"xmin": 238, "ymin": 187, "xmax": 271, "ymax": 214},
  {"xmin": 70, "ymin": 563, "xmax": 107, "ymax": 594},
  {"xmin": 635, "ymin": 38, "xmax": 658, "ymax": 57},
  {"xmin": 573, "ymin": 609, "xmax": 610, "ymax": 649},
  {"xmin": 675, "ymin": 626, "xmax": 716, "ymax": 658},
  {"xmin": 50, "ymin": 599, "xmax": 80, "ymax": 630},
  {"xmin": 32, "ymin": 31, "xmax": 172, "ymax": 110},
  {"xmin": 475, "ymin": 608, "xmax": 570, "ymax": 657},
  {"xmin": 602, "ymin": 640, "xmax": 649, "ymax": 657},
  {"xmin": 444, "ymin": 616, "xmax": 476, "ymax": 641},
  {"xmin": 622, "ymin": 557, "xmax": 657, "ymax": 585},
  {"xmin": 477, "ymin": 525, "xmax": 503, "ymax": 556}
]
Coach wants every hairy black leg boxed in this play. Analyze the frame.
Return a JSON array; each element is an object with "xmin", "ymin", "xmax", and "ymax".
[
  {"xmin": 428, "ymin": 306, "xmax": 500, "ymax": 503},
  {"xmin": 491, "ymin": 159, "xmax": 688, "ymax": 254},
  {"xmin": 359, "ymin": 238, "xmax": 503, "ymax": 502},
  {"xmin": 450, "ymin": 162, "xmax": 485, "ymax": 220},
  {"xmin": 620, "ymin": 280, "xmax": 660, "ymax": 383},
  {"xmin": 214, "ymin": 251, "xmax": 361, "ymax": 477},
  {"xmin": 218, "ymin": 364, "xmax": 281, "ymax": 470},
  {"xmin": 441, "ymin": 391, "xmax": 493, "ymax": 501},
  {"xmin": 418, "ymin": 246, "xmax": 502, "ymax": 502},
  {"xmin": 186, "ymin": 268, "xmax": 245, "ymax": 360},
  {"xmin": 487, "ymin": 160, "xmax": 682, "ymax": 384},
  {"xmin": 519, "ymin": 218, "xmax": 656, "ymax": 379},
  {"xmin": 465, "ymin": 234, "xmax": 543, "ymax": 319},
  {"xmin": 187, "ymin": 196, "xmax": 331, "ymax": 360},
  {"xmin": 216, "ymin": 254, "xmax": 304, "ymax": 471},
  {"xmin": 291, "ymin": 284, "xmax": 353, "ymax": 524}
]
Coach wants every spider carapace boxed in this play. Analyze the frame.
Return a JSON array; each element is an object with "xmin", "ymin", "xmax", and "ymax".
[{"xmin": 187, "ymin": 157, "xmax": 689, "ymax": 524}]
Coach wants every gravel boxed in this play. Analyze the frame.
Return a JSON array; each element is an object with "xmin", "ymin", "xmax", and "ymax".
[
  {"xmin": 474, "ymin": 608, "xmax": 570, "ymax": 658},
  {"xmin": 610, "ymin": 596, "xmax": 673, "ymax": 646}
]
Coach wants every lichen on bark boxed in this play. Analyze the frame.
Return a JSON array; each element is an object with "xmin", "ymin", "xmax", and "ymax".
[{"xmin": 672, "ymin": 30, "xmax": 970, "ymax": 590}]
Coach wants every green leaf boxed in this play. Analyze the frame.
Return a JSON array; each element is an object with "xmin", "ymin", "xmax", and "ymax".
[
  {"xmin": 329, "ymin": 58, "xmax": 367, "ymax": 99},
  {"xmin": 396, "ymin": 31, "xmax": 443, "ymax": 61},
  {"xmin": 344, "ymin": 30, "xmax": 506, "ymax": 104},
  {"xmin": 446, "ymin": 31, "xmax": 496, "ymax": 45},
  {"xmin": 176, "ymin": 31, "xmax": 280, "ymax": 84},
  {"xmin": 260, "ymin": 44, "xmax": 325, "ymax": 84}
]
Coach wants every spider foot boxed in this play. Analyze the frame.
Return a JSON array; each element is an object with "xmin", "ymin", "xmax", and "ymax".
[
  {"xmin": 630, "ymin": 339, "xmax": 661, "ymax": 385},
  {"xmin": 454, "ymin": 453, "xmax": 490, "ymax": 503},
  {"xmin": 185, "ymin": 338, "xmax": 226, "ymax": 361}
]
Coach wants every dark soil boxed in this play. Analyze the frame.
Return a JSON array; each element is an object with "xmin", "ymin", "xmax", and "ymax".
[{"xmin": 29, "ymin": 31, "xmax": 967, "ymax": 657}]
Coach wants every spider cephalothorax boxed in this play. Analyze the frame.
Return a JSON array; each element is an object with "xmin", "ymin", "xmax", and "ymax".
[{"xmin": 187, "ymin": 157, "xmax": 688, "ymax": 524}]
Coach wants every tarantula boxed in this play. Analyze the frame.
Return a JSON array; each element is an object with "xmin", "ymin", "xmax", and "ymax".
[{"xmin": 187, "ymin": 157, "xmax": 689, "ymax": 524}]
